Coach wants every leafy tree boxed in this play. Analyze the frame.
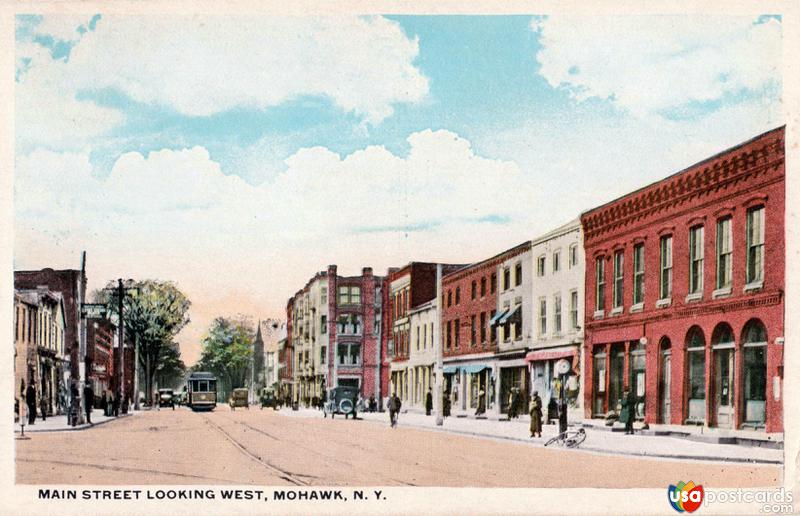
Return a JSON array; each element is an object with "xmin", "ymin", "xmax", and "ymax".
[
  {"xmin": 94, "ymin": 279, "xmax": 191, "ymax": 404},
  {"xmin": 195, "ymin": 316, "xmax": 254, "ymax": 400},
  {"xmin": 154, "ymin": 342, "xmax": 187, "ymax": 390}
]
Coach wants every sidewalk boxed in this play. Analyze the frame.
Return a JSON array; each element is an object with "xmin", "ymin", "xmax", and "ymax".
[
  {"xmin": 14, "ymin": 408, "xmax": 134, "ymax": 433},
  {"xmin": 279, "ymin": 407, "xmax": 783, "ymax": 465}
]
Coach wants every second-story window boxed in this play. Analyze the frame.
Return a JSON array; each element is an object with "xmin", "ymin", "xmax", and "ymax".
[
  {"xmin": 689, "ymin": 226, "xmax": 704, "ymax": 295},
  {"xmin": 595, "ymin": 256, "xmax": 605, "ymax": 311},
  {"xmin": 553, "ymin": 251, "xmax": 561, "ymax": 273},
  {"xmin": 338, "ymin": 286, "xmax": 361, "ymax": 305},
  {"xmin": 660, "ymin": 236, "xmax": 673, "ymax": 299},
  {"xmin": 613, "ymin": 250, "xmax": 624, "ymax": 309},
  {"xmin": 454, "ymin": 318, "xmax": 460, "ymax": 347},
  {"xmin": 321, "ymin": 315, "xmax": 327, "ymax": 334},
  {"xmin": 554, "ymin": 293, "xmax": 562, "ymax": 333},
  {"xmin": 470, "ymin": 315, "xmax": 476, "ymax": 346},
  {"xmin": 570, "ymin": 290, "xmax": 578, "ymax": 329},
  {"xmin": 716, "ymin": 217, "xmax": 732, "ymax": 289},
  {"xmin": 320, "ymin": 287, "xmax": 327, "ymax": 304},
  {"xmin": 633, "ymin": 243, "xmax": 645, "ymax": 305},
  {"xmin": 746, "ymin": 206, "xmax": 765, "ymax": 285},
  {"xmin": 539, "ymin": 298, "xmax": 547, "ymax": 335},
  {"xmin": 569, "ymin": 244, "xmax": 578, "ymax": 268},
  {"xmin": 480, "ymin": 312, "xmax": 486, "ymax": 343}
]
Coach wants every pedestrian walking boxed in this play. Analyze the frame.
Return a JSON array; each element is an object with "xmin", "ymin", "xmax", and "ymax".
[
  {"xmin": 26, "ymin": 381, "xmax": 37, "ymax": 425},
  {"xmin": 425, "ymin": 388, "xmax": 433, "ymax": 416},
  {"xmin": 40, "ymin": 390, "xmax": 47, "ymax": 421},
  {"xmin": 388, "ymin": 393, "xmax": 401, "ymax": 428},
  {"xmin": 70, "ymin": 382, "xmax": 79, "ymax": 426},
  {"xmin": 620, "ymin": 389, "xmax": 635, "ymax": 435},
  {"xmin": 113, "ymin": 390, "xmax": 120, "ymax": 417},
  {"xmin": 475, "ymin": 388, "xmax": 486, "ymax": 416},
  {"xmin": 369, "ymin": 395, "xmax": 377, "ymax": 412},
  {"xmin": 83, "ymin": 383, "xmax": 95, "ymax": 424},
  {"xmin": 100, "ymin": 390, "xmax": 108, "ymax": 417},
  {"xmin": 529, "ymin": 391, "xmax": 543, "ymax": 438},
  {"xmin": 443, "ymin": 391, "xmax": 451, "ymax": 417}
]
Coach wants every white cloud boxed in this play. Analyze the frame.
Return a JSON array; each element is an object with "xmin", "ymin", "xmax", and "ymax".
[
  {"xmin": 15, "ymin": 130, "xmax": 532, "ymax": 363},
  {"xmin": 23, "ymin": 15, "xmax": 428, "ymax": 124},
  {"xmin": 531, "ymin": 16, "xmax": 781, "ymax": 117}
]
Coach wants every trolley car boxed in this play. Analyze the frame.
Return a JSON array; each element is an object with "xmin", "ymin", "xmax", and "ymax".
[{"xmin": 187, "ymin": 372, "xmax": 217, "ymax": 411}]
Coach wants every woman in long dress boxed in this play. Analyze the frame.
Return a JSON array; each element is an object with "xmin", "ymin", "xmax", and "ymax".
[{"xmin": 529, "ymin": 391, "xmax": 543, "ymax": 438}]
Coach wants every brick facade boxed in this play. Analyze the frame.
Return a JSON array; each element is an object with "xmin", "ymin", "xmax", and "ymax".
[{"xmin": 581, "ymin": 127, "xmax": 785, "ymax": 433}]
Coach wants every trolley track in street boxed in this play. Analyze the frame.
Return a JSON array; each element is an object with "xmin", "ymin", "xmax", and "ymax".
[{"xmin": 200, "ymin": 412, "xmax": 310, "ymax": 486}]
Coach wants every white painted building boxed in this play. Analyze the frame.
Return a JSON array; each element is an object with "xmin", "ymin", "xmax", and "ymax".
[
  {"xmin": 526, "ymin": 218, "xmax": 585, "ymax": 422},
  {"xmin": 405, "ymin": 300, "xmax": 437, "ymax": 411}
]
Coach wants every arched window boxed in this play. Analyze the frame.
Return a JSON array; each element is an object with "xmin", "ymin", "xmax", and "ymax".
[
  {"xmin": 711, "ymin": 323, "xmax": 735, "ymax": 347},
  {"xmin": 742, "ymin": 319, "xmax": 767, "ymax": 426},
  {"xmin": 685, "ymin": 326, "xmax": 706, "ymax": 423}
]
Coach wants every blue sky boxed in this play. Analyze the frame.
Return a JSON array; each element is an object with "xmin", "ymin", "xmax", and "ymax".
[{"xmin": 14, "ymin": 14, "xmax": 783, "ymax": 363}]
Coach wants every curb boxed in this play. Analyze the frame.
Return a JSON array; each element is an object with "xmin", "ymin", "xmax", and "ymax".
[
  {"xmin": 355, "ymin": 416, "xmax": 783, "ymax": 466},
  {"xmin": 14, "ymin": 412, "xmax": 134, "ymax": 434}
]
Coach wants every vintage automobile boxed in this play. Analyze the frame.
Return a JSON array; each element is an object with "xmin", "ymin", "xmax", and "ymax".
[
  {"xmin": 323, "ymin": 386, "xmax": 359, "ymax": 419},
  {"xmin": 259, "ymin": 388, "xmax": 280, "ymax": 410},
  {"xmin": 229, "ymin": 388, "xmax": 249, "ymax": 410},
  {"xmin": 158, "ymin": 388, "xmax": 175, "ymax": 409}
]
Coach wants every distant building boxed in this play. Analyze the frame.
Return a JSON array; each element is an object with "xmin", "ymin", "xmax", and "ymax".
[
  {"xmin": 254, "ymin": 319, "xmax": 283, "ymax": 391},
  {"xmin": 87, "ymin": 317, "xmax": 115, "ymax": 397},
  {"xmin": 286, "ymin": 265, "xmax": 384, "ymax": 406},
  {"xmin": 14, "ymin": 287, "xmax": 67, "ymax": 417},
  {"xmin": 581, "ymin": 127, "xmax": 785, "ymax": 432}
]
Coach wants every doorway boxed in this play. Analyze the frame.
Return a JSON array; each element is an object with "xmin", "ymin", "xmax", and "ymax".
[
  {"xmin": 713, "ymin": 348, "xmax": 735, "ymax": 428},
  {"xmin": 659, "ymin": 338, "xmax": 671, "ymax": 424}
]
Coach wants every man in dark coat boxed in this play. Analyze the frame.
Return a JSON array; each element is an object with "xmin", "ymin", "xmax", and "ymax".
[
  {"xmin": 40, "ymin": 389, "xmax": 47, "ymax": 421},
  {"xmin": 26, "ymin": 382, "xmax": 37, "ymax": 425},
  {"xmin": 388, "ymin": 393, "xmax": 401, "ymax": 428},
  {"xmin": 112, "ymin": 390, "xmax": 120, "ymax": 417},
  {"xmin": 443, "ymin": 391, "xmax": 451, "ymax": 417},
  {"xmin": 425, "ymin": 389, "xmax": 433, "ymax": 416},
  {"xmin": 83, "ymin": 383, "xmax": 95, "ymax": 424},
  {"xmin": 529, "ymin": 391, "xmax": 543, "ymax": 438},
  {"xmin": 620, "ymin": 389, "xmax": 635, "ymax": 434}
]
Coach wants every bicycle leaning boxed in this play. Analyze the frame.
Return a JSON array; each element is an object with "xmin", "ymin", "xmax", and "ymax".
[{"xmin": 544, "ymin": 427, "xmax": 586, "ymax": 448}]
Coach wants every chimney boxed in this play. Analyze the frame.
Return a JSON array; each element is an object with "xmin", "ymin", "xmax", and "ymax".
[
  {"xmin": 362, "ymin": 267, "xmax": 373, "ymax": 277},
  {"xmin": 327, "ymin": 265, "xmax": 337, "ymax": 276}
]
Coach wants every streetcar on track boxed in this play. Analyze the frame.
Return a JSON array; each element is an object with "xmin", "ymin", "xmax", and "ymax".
[{"xmin": 187, "ymin": 372, "xmax": 217, "ymax": 411}]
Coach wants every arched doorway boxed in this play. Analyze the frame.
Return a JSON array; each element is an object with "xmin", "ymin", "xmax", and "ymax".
[
  {"xmin": 658, "ymin": 337, "xmax": 671, "ymax": 424},
  {"xmin": 685, "ymin": 326, "xmax": 706, "ymax": 424},
  {"xmin": 742, "ymin": 320, "xmax": 767, "ymax": 429},
  {"xmin": 711, "ymin": 323, "xmax": 736, "ymax": 428}
]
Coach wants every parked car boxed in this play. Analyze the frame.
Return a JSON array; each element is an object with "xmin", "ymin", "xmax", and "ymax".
[
  {"xmin": 158, "ymin": 388, "xmax": 175, "ymax": 410},
  {"xmin": 259, "ymin": 388, "xmax": 280, "ymax": 410},
  {"xmin": 229, "ymin": 388, "xmax": 249, "ymax": 410},
  {"xmin": 323, "ymin": 386, "xmax": 359, "ymax": 419}
]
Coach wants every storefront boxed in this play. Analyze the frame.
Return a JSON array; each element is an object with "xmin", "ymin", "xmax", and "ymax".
[
  {"xmin": 526, "ymin": 347, "xmax": 581, "ymax": 421},
  {"xmin": 443, "ymin": 361, "xmax": 495, "ymax": 415}
]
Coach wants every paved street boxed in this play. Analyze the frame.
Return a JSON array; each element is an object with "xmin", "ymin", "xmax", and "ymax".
[{"xmin": 16, "ymin": 407, "xmax": 781, "ymax": 487}]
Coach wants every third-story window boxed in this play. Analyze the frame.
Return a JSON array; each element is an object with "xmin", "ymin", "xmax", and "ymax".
[
  {"xmin": 746, "ymin": 206, "xmax": 765, "ymax": 285},
  {"xmin": 570, "ymin": 290, "xmax": 578, "ymax": 329},
  {"xmin": 480, "ymin": 277, "xmax": 486, "ymax": 297},
  {"xmin": 569, "ymin": 244, "xmax": 578, "ymax": 268},
  {"xmin": 633, "ymin": 243, "xmax": 645, "ymax": 305},
  {"xmin": 595, "ymin": 256, "xmax": 605, "ymax": 311},
  {"xmin": 471, "ymin": 280, "xmax": 477, "ymax": 300},
  {"xmin": 515, "ymin": 262, "xmax": 522, "ymax": 286},
  {"xmin": 491, "ymin": 273, "xmax": 497, "ymax": 293},
  {"xmin": 613, "ymin": 250, "xmax": 624, "ymax": 309},
  {"xmin": 537, "ymin": 255, "xmax": 545, "ymax": 276},
  {"xmin": 716, "ymin": 218, "xmax": 732, "ymax": 289},
  {"xmin": 321, "ymin": 315, "xmax": 327, "ymax": 334},
  {"xmin": 416, "ymin": 326, "xmax": 420, "ymax": 351},
  {"xmin": 553, "ymin": 251, "xmax": 561, "ymax": 273},
  {"xmin": 660, "ymin": 236, "xmax": 673, "ymax": 299},
  {"xmin": 446, "ymin": 320, "xmax": 452, "ymax": 348},
  {"xmin": 554, "ymin": 293, "xmax": 562, "ymax": 333},
  {"xmin": 455, "ymin": 286, "xmax": 461, "ymax": 305},
  {"xmin": 539, "ymin": 298, "xmax": 547, "ymax": 335},
  {"xmin": 447, "ymin": 290, "xmax": 452, "ymax": 307},
  {"xmin": 503, "ymin": 268, "xmax": 511, "ymax": 290},
  {"xmin": 689, "ymin": 225, "xmax": 704, "ymax": 294}
]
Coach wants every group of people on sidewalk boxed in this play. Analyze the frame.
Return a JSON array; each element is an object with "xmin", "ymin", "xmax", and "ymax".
[{"xmin": 17, "ymin": 378, "xmax": 129, "ymax": 428}]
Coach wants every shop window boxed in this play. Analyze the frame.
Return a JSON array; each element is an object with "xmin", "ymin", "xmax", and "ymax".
[
  {"xmin": 686, "ymin": 326, "xmax": 706, "ymax": 423},
  {"xmin": 742, "ymin": 319, "xmax": 767, "ymax": 426}
]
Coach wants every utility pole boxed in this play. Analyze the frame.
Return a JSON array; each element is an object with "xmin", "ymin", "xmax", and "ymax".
[
  {"xmin": 133, "ymin": 333, "xmax": 140, "ymax": 410},
  {"xmin": 117, "ymin": 279, "xmax": 125, "ymax": 412},
  {"xmin": 434, "ymin": 264, "xmax": 444, "ymax": 426},
  {"xmin": 77, "ymin": 251, "xmax": 87, "ymax": 425}
]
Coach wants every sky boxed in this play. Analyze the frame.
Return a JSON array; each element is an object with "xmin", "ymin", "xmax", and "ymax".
[{"xmin": 13, "ymin": 14, "xmax": 783, "ymax": 365}]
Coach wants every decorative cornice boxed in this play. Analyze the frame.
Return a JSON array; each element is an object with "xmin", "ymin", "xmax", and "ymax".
[
  {"xmin": 586, "ymin": 291, "xmax": 782, "ymax": 332},
  {"xmin": 581, "ymin": 128, "xmax": 784, "ymax": 243}
]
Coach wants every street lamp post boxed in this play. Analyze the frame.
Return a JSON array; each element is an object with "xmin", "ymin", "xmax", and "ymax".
[{"xmin": 434, "ymin": 264, "xmax": 444, "ymax": 426}]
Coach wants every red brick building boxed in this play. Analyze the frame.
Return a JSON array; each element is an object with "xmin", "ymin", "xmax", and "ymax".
[
  {"xmin": 285, "ymin": 265, "xmax": 384, "ymax": 405},
  {"xmin": 581, "ymin": 127, "xmax": 785, "ymax": 433},
  {"xmin": 384, "ymin": 262, "xmax": 463, "ymax": 403},
  {"xmin": 86, "ymin": 317, "xmax": 115, "ymax": 396},
  {"xmin": 441, "ymin": 244, "xmax": 528, "ymax": 416}
]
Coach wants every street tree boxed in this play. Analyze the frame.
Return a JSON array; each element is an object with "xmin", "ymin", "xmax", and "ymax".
[
  {"xmin": 195, "ymin": 316, "xmax": 254, "ymax": 401},
  {"xmin": 94, "ymin": 279, "xmax": 191, "ymax": 404}
]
